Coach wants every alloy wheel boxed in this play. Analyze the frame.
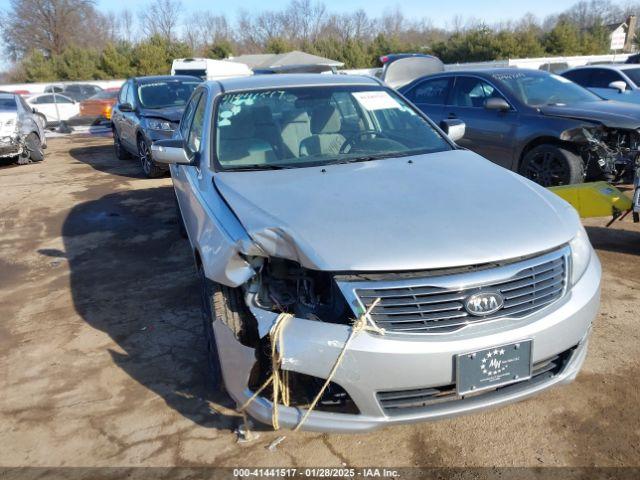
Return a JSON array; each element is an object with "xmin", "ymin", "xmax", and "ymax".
[{"xmin": 523, "ymin": 151, "xmax": 570, "ymax": 187}]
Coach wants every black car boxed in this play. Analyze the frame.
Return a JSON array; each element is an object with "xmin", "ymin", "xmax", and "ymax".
[
  {"xmin": 112, "ymin": 75, "xmax": 201, "ymax": 178},
  {"xmin": 399, "ymin": 68, "xmax": 640, "ymax": 186}
]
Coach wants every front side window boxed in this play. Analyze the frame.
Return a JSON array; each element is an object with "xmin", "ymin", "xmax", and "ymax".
[
  {"xmin": 137, "ymin": 80, "xmax": 200, "ymax": 109},
  {"xmin": 589, "ymin": 69, "xmax": 626, "ymax": 88},
  {"xmin": 215, "ymin": 85, "xmax": 451, "ymax": 170},
  {"xmin": 451, "ymin": 77, "xmax": 506, "ymax": 108},
  {"xmin": 187, "ymin": 94, "xmax": 206, "ymax": 153},
  {"xmin": 493, "ymin": 71, "xmax": 601, "ymax": 106}
]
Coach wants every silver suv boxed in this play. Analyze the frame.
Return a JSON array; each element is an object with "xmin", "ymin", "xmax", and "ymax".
[{"xmin": 152, "ymin": 74, "xmax": 600, "ymax": 432}]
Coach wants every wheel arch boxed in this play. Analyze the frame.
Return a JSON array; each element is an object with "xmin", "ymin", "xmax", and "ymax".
[{"xmin": 517, "ymin": 136, "xmax": 581, "ymax": 172}]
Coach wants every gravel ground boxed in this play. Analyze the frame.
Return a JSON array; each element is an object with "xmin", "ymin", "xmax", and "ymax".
[{"xmin": 0, "ymin": 136, "xmax": 639, "ymax": 470}]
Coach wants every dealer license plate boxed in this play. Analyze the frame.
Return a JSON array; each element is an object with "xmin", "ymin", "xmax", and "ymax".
[{"xmin": 456, "ymin": 340, "xmax": 532, "ymax": 395}]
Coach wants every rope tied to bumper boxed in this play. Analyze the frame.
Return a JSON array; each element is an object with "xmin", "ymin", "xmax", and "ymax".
[{"xmin": 238, "ymin": 298, "xmax": 384, "ymax": 434}]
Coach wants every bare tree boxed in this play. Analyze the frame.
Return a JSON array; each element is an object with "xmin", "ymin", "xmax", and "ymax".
[
  {"xmin": 139, "ymin": 0, "xmax": 182, "ymax": 41},
  {"xmin": 184, "ymin": 11, "xmax": 231, "ymax": 52},
  {"xmin": 1, "ymin": 0, "xmax": 109, "ymax": 59}
]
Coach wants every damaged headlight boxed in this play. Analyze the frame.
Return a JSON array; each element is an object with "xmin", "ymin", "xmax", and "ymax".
[
  {"xmin": 146, "ymin": 118, "xmax": 172, "ymax": 131},
  {"xmin": 250, "ymin": 258, "xmax": 353, "ymax": 325},
  {"xmin": 569, "ymin": 224, "xmax": 592, "ymax": 286}
]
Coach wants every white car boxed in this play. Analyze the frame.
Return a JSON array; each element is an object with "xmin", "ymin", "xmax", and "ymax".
[{"xmin": 26, "ymin": 93, "xmax": 80, "ymax": 124}]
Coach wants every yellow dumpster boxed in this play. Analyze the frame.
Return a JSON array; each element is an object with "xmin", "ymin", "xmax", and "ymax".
[{"xmin": 548, "ymin": 181, "xmax": 633, "ymax": 219}]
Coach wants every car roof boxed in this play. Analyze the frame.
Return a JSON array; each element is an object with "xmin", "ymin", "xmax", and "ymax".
[
  {"xmin": 134, "ymin": 75, "xmax": 201, "ymax": 84},
  {"xmin": 210, "ymin": 73, "xmax": 381, "ymax": 92},
  {"xmin": 569, "ymin": 64, "xmax": 640, "ymax": 71}
]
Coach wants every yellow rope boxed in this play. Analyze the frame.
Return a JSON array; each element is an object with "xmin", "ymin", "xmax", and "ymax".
[
  {"xmin": 238, "ymin": 298, "xmax": 383, "ymax": 433},
  {"xmin": 238, "ymin": 311, "xmax": 293, "ymax": 430},
  {"xmin": 293, "ymin": 298, "xmax": 383, "ymax": 431}
]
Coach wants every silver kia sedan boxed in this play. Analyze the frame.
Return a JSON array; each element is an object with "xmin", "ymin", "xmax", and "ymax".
[{"xmin": 151, "ymin": 74, "xmax": 600, "ymax": 432}]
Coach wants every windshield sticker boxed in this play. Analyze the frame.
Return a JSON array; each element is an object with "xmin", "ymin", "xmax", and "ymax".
[{"xmin": 352, "ymin": 91, "xmax": 401, "ymax": 110}]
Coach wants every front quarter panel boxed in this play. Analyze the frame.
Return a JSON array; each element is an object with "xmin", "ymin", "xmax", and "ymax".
[{"xmin": 171, "ymin": 85, "xmax": 261, "ymax": 287}]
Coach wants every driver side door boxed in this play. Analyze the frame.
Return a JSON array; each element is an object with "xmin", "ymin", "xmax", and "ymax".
[{"xmin": 445, "ymin": 76, "xmax": 518, "ymax": 168}]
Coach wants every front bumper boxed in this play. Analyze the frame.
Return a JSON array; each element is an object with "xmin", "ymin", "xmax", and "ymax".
[
  {"xmin": 216, "ymin": 252, "xmax": 601, "ymax": 433},
  {"xmin": 0, "ymin": 136, "xmax": 23, "ymax": 158}
]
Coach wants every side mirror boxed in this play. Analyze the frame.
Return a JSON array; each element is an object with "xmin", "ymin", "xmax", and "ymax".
[
  {"xmin": 440, "ymin": 119, "xmax": 465, "ymax": 143},
  {"xmin": 485, "ymin": 97, "xmax": 511, "ymax": 111},
  {"xmin": 608, "ymin": 81, "xmax": 627, "ymax": 93},
  {"xmin": 151, "ymin": 139, "xmax": 195, "ymax": 165},
  {"xmin": 118, "ymin": 102, "xmax": 133, "ymax": 112}
]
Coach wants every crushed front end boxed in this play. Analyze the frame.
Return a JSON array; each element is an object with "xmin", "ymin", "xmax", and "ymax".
[
  {"xmin": 215, "ymin": 247, "xmax": 600, "ymax": 433},
  {"xmin": 568, "ymin": 126, "xmax": 640, "ymax": 183},
  {"xmin": 0, "ymin": 118, "xmax": 27, "ymax": 160}
]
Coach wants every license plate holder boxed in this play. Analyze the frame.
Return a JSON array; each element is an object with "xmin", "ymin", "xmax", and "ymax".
[{"xmin": 456, "ymin": 340, "xmax": 532, "ymax": 395}]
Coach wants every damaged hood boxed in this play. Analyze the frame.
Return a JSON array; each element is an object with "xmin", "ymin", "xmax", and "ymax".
[
  {"xmin": 140, "ymin": 106, "xmax": 184, "ymax": 123},
  {"xmin": 215, "ymin": 150, "xmax": 580, "ymax": 272},
  {"xmin": 540, "ymin": 100, "xmax": 640, "ymax": 129}
]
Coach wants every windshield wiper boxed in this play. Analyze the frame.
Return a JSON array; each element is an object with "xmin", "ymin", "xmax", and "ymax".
[
  {"xmin": 224, "ymin": 163, "xmax": 294, "ymax": 171},
  {"xmin": 326, "ymin": 151, "xmax": 420, "ymax": 165}
]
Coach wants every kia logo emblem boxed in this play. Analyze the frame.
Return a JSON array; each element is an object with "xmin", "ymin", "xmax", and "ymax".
[{"xmin": 464, "ymin": 291, "xmax": 504, "ymax": 316}]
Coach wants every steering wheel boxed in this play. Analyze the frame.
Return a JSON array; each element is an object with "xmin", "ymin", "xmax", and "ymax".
[{"xmin": 339, "ymin": 130, "xmax": 391, "ymax": 154}]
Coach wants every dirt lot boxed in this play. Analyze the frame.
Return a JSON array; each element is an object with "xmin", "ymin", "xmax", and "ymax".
[{"xmin": 1, "ymin": 135, "xmax": 639, "ymax": 469}]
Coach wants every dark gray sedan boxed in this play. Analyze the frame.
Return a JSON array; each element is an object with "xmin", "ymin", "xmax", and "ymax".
[{"xmin": 399, "ymin": 68, "xmax": 640, "ymax": 186}]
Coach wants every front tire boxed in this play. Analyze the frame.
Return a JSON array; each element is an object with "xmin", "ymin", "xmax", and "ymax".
[
  {"xmin": 520, "ymin": 144, "xmax": 584, "ymax": 187},
  {"xmin": 199, "ymin": 267, "xmax": 226, "ymax": 393},
  {"xmin": 138, "ymin": 136, "xmax": 164, "ymax": 178},
  {"xmin": 25, "ymin": 133, "xmax": 44, "ymax": 162}
]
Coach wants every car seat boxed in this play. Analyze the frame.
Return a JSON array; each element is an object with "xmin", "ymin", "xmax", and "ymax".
[{"xmin": 299, "ymin": 105, "xmax": 346, "ymax": 157}]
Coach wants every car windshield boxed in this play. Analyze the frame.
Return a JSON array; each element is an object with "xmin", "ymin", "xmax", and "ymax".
[
  {"xmin": 137, "ymin": 80, "xmax": 199, "ymax": 109},
  {"xmin": 493, "ymin": 71, "xmax": 601, "ymax": 106},
  {"xmin": 0, "ymin": 95, "xmax": 17, "ymax": 111},
  {"xmin": 215, "ymin": 85, "xmax": 452, "ymax": 170},
  {"xmin": 622, "ymin": 68, "xmax": 640, "ymax": 87}
]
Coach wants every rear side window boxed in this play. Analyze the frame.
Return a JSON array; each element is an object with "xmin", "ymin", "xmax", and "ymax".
[
  {"xmin": 562, "ymin": 69, "xmax": 592, "ymax": 86},
  {"xmin": 409, "ymin": 78, "xmax": 450, "ymax": 105}
]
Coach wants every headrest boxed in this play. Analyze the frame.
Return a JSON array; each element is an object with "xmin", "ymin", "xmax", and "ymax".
[
  {"xmin": 310, "ymin": 105, "xmax": 342, "ymax": 134},
  {"xmin": 252, "ymin": 105, "xmax": 274, "ymax": 124},
  {"xmin": 221, "ymin": 110, "xmax": 255, "ymax": 140}
]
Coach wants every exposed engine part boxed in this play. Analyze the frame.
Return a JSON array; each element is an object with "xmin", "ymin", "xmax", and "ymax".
[
  {"xmin": 247, "ymin": 258, "xmax": 353, "ymax": 325},
  {"xmin": 247, "ymin": 340, "xmax": 359, "ymax": 414},
  {"xmin": 0, "ymin": 135, "xmax": 25, "ymax": 159},
  {"xmin": 579, "ymin": 127, "xmax": 640, "ymax": 182}
]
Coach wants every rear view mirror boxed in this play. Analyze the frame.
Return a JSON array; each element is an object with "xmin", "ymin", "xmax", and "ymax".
[
  {"xmin": 608, "ymin": 81, "xmax": 627, "ymax": 93},
  {"xmin": 485, "ymin": 97, "xmax": 511, "ymax": 111},
  {"xmin": 440, "ymin": 119, "xmax": 466, "ymax": 143},
  {"xmin": 151, "ymin": 139, "xmax": 194, "ymax": 165},
  {"xmin": 118, "ymin": 102, "xmax": 133, "ymax": 112}
]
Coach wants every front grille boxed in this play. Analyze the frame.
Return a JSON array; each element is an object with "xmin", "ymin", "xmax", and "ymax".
[
  {"xmin": 377, "ymin": 346, "xmax": 575, "ymax": 415},
  {"xmin": 350, "ymin": 249, "xmax": 568, "ymax": 334}
]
